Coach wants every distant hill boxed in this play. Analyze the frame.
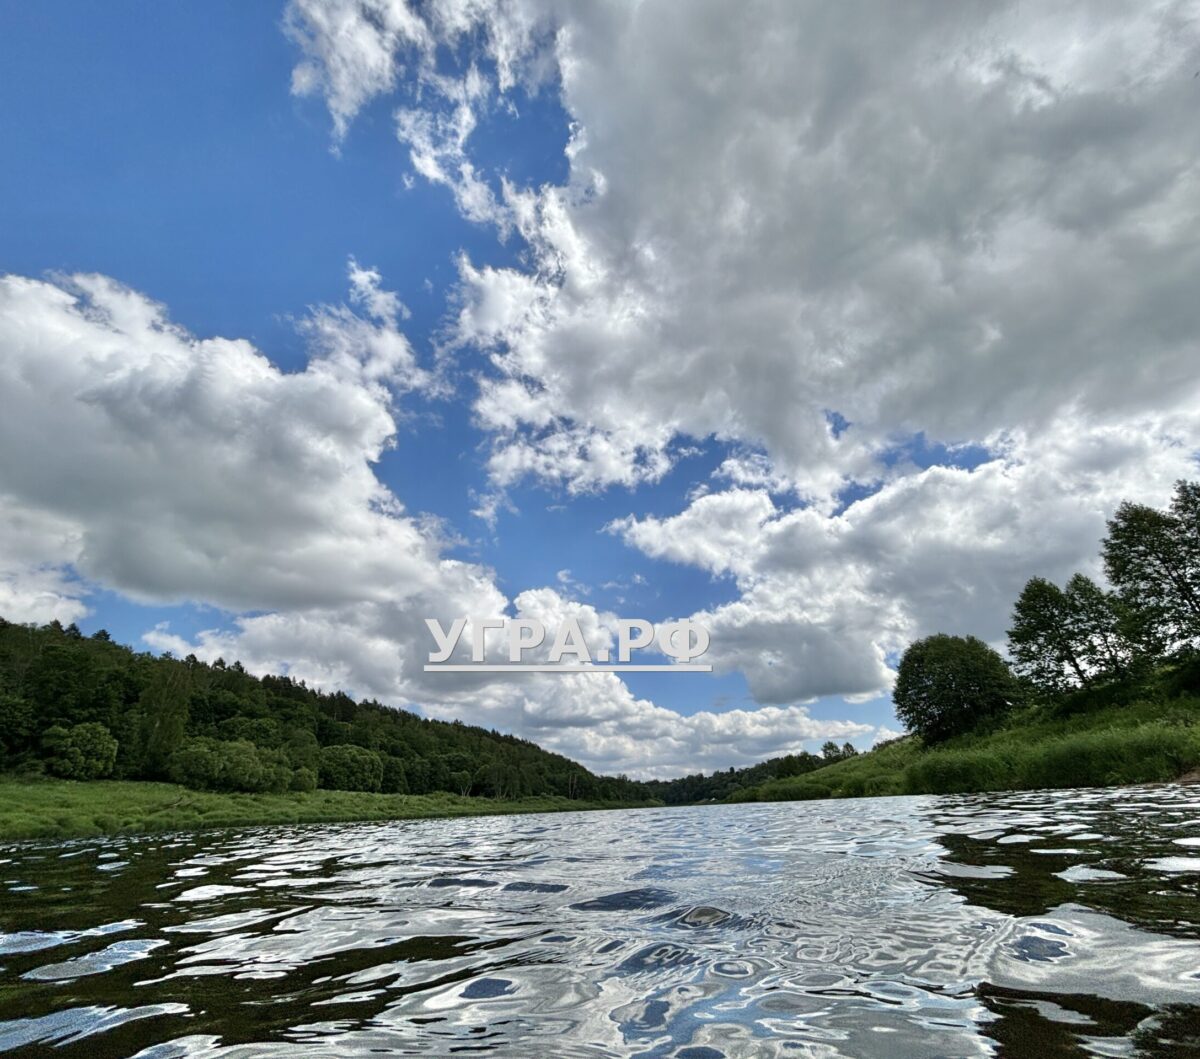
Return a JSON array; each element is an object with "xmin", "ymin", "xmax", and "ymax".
[{"xmin": 0, "ymin": 617, "xmax": 652, "ymax": 804}]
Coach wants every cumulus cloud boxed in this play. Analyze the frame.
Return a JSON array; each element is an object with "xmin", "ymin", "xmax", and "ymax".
[
  {"xmin": 613, "ymin": 415, "xmax": 1200, "ymax": 704},
  {"xmin": 0, "ymin": 267, "xmax": 441, "ymax": 613},
  {"xmin": 0, "ymin": 503, "xmax": 87, "ymax": 625},
  {"xmin": 284, "ymin": 0, "xmax": 1200, "ymax": 710},
  {"xmin": 287, "ymin": 0, "xmax": 1200, "ymax": 495},
  {"xmin": 451, "ymin": 0, "xmax": 1200, "ymax": 503},
  {"xmin": 9, "ymin": 1, "xmax": 1197, "ymax": 776},
  {"xmin": 0, "ymin": 267, "xmax": 863, "ymax": 776}
]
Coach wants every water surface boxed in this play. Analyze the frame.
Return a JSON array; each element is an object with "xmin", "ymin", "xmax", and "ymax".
[{"xmin": 2, "ymin": 786, "xmax": 1199, "ymax": 1057}]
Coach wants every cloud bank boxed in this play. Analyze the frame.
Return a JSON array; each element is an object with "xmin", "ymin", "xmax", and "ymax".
[
  {"xmin": 3, "ymin": 0, "xmax": 1197, "ymax": 775},
  {"xmin": 0, "ymin": 268, "xmax": 866, "ymax": 776}
]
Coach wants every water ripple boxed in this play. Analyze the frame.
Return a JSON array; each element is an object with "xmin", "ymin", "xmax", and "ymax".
[{"xmin": 0, "ymin": 785, "xmax": 1198, "ymax": 1056}]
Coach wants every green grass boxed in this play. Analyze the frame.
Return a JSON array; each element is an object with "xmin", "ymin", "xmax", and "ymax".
[
  {"xmin": 0, "ymin": 779, "xmax": 655, "ymax": 842},
  {"xmin": 737, "ymin": 695, "xmax": 1200, "ymax": 802}
]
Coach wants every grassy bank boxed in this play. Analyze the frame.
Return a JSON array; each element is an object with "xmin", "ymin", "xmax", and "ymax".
[
  {"xmin": 0, "ymin": 779, "xmax": 654, "ymax": 842},
  {"xmin": 736, "ymin": 695, "xmax": 1200, "ymax": 802}
]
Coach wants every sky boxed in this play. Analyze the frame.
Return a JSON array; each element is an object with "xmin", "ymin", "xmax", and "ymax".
[{"xmin": 1, "ymin": 0, "xmax": 1198, "ymax": 778}]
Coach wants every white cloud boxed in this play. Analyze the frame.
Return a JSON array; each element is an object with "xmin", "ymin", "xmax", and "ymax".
[
  {"xmin": 285, "ymin": 0, "xmax": 433, "ymax": 141},
  {"xmin": 614, "ymin": 416, "xmax": 1200, "ymax": 704},
  {"xmin": 873, "ymin": 726, "xmax": 905, "ymax": 747},
  {"xmin": 0, "ymin": 503, "xmax": 87, "ymax": 626},
  {"xmin": 10, "ymin": 1, "xmax": 1199, "ymax": 779},
  {"xmin": 288, "ymin": 0, "xmax": 1200, "ymax": 502},
  {"xmin": 283, "ymin": 0, "xmax": 1200, "ymax": 710},
  {"xmin": 0, "ymin": 267, "xmax": 866, "ymax": 777}
]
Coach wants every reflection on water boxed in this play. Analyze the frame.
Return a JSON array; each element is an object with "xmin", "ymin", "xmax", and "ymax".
[{"xmin": 1, "ymin": 786, "xmax": 1198, "ymax": 1057}]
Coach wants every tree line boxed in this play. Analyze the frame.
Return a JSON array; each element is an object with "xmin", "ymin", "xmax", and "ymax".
[
  {"xmin": 644, "ymin": 741, "xmax": 859, "ymax": 804},
  {"xmin": 0, "ymin": 621, "xmax": 654, "ymax": 803},
  {"xmin": 893, "ymin": 480, "xmax": 1200, "ymax": 743}
]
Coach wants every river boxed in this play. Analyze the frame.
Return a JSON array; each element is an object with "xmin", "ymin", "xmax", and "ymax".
[{"xmin": 1, "ymin": 786, "xmax": 1199, "ymax": 1057}]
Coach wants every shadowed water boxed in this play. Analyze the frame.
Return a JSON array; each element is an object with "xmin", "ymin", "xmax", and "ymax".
[{"xmin": 1, "ymin": 786, "xmax": 1199, "ymax": 1057}]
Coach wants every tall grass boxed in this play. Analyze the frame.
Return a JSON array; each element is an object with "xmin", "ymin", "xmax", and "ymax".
[
  {"xmin": 742, "ymin": 696, "xmax": 1200, "ymax": 802},
  {"xmin": 0, "ymin": 780, "xmax": 656, "ymax": 842}
]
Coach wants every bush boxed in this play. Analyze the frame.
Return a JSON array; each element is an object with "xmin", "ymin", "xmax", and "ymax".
[
  {"xmin": 168, "ymin": 738, "xmax": 225, "ymax": 789},
  {"xmin": 381, "ymin": 756, "xmax": 410, "ymax": 794},
  {"xmin": 289, "ymin": 766, "xmax": 318, "ymax": 792},
  {"xmin": 42, "ymin": 722, "xmax": 118, "ymax": 779},
  {"xmin": 318, "ymin": 744, "xmax": 383, "ymax": 792},
  {"xmin": 762, "ymin": 779, "xmax": 832, "ymax": 801},
  {"xmin": 168, "ymin": 738, "xmax": 290, "ymax": 794},
  {"xmin": 222, "ymin": 739, "xmax": 268, "ymax": 792},
  {"xmin": 893, "ymin": 634, "xmax": 1019, "ymax": 743}
]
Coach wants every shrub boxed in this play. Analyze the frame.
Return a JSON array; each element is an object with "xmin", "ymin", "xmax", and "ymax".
[
  {"xmin": 42, "ymin": 722, "xmax": 119, "ymax": 780},
  {"xmin": 168, "ymin": 738, "xmax": 225, "ymax": 789},
  {"xmin": 762, "ymin": 779, "xmax": 832, "ymax": 801},
  {"xmin": 318, "ymin": 744, "xmax": 384, "ymax": 792},
  {"xmin": 222, "ymin": 740, "xmax": 268, "ymax": 792},
  {"xmin": 893, "ymin": 634, "xmax": 1019, "ymax": 743},
  {"xmin": 290, "ymin": 766, "xmax": 318, "ymax": 792},
  {"xmin": 382, "ymin": 756, "xmax": 410, "ymax": 794},
  {"xmin": 168, "ymin": 738, "xmax": 291, "ymax": 793}
]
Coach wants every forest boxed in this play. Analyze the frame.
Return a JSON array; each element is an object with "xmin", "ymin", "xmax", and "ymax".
[
  {"xmin": 0, "ymin": 618, "xmax": 864, "ymax": 809},
  {"xmin": 0, "ymin": 623, "xmax": 655, "ymax": 803}
]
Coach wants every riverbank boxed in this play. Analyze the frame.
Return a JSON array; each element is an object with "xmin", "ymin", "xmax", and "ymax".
[
  {"xmin": 736, "ymin": 694, "xmax": 1200, "ymax": 802},
  {"xmin": 0, "ymin": 780, "xmax": 656, "ymax": 842}
]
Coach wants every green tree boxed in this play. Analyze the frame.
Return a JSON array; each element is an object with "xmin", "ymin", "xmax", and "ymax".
[
  {"xmin": 1103, "ymin": 481, "xmax": 1200, "ymax": 653},
  {"xmin": 893, "ymin": 634, "xmax": 1018, "ymax": 743},
  {"xmin": 168, "ymin": 737, "xmax": 225, "ymax": 789},
  {"xmin": 137, "ymin": 660, "xmax": 192, "ymax": 776},
  {"xmin": 42, "ymin": 722, "xmax": 118, "ymax": 779},
  {"xmin": 280, "ymin": 729, "xmax": 320, "ymax": 772},
  {"xmin": 1064, "ymin": 574, "xmax": 1133, "ymax": 680},
  {"xmin": 1009, "ymin": 574, "xmax": 1133, "ymax": 694},
  {"xmin": 290, "ymin": 766, "xmax": 318, "ymax": 792},
  {"xmin": 168, "ymin": 737, "xmax": 289, "ymax": 793},
  {"xmin": 0, "ymin": 691, "xmax": 35, "ymax": 753},
  {"xmin": 1009, "ymin": 577, "xmax": 1084, "ymax": 692},
  {"xmin": 381, "ymin": 756, "xmax": 410, "ymax": 794},
  {"xmin": 318, "ymin": 744, "xmax": 383, "ymax": 792}
]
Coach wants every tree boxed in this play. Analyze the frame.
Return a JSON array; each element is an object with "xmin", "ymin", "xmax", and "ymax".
[
  {"xmin": 381, "ymin": 756, "xmax": 410, "ymax": 794},
  {"xmin": 42, "ymin": 722, "xmax": 118, "ymax": 779},
  {"xmin": 290, "ymin": 766, "xmax": 318, "ymax": 792},
  {"xmin": 0, "ymin": 620, "xmax": 655, "ymax": 805},
  {"xmin": 318, "ymin": 744, "xmax": 383, "ymax": 792},
  {"xmin": 1103, "ymin": 481, "xmax": 1200, "ymax": 653},
  {"xmin": 137, "ymin": 660, "xmax": 192, "ymax": 776},
  {"xmin": 0, "ymin": 691, "xmax": 35, "ymax": 753},
  {"xmin": 168, "ymin": 738, "xmax": 225, "ymax": 789},
  {"xmin": 168, "ymin": 737, "xmax": 290, "ymax": 793},
  {"xmin": 893, "ymin": 634, "xmax": 1018, "ymax": 743},
  {"xmin": 1064, "ymin": 574, "xmax": 1134, "ymax": 680},
  {"xmin": 1008, "ymin": 574, "xmax": 1131, "ymax": 693}
]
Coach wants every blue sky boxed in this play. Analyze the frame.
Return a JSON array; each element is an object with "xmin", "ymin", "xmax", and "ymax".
[
  {"xmin": 0, "ymin": 2, "xmax": 884, "ymax": 738},
  {"xmin": 2, "ymin": 1, "xmax": 1195, "ymax": 776}
]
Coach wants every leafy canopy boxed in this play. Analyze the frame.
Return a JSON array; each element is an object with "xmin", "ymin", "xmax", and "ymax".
[{"xmin": 893, "ymin": 634, "xmax": 1018, "ymax": 743}]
